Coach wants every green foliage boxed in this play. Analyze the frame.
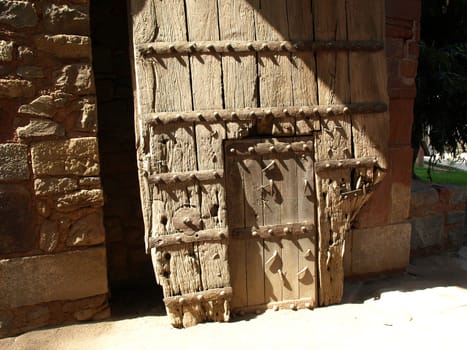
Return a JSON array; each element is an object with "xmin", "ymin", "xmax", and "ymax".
[
  {"xmin": 412, "ymin": 0, "xmax": 467, "ymax": 156},
  {"xmin": 414, "ymin": 165, "xmax": 467, "ymax": 185}
]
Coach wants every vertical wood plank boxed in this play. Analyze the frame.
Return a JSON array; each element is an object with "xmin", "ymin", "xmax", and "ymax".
[
  {"xmin": 225, "ymin": 147, "xmax": 247, "ymax": 308},
  {"xmin": 313, "ymin": 0, "xmax": 353, "ymax": 306},
  {"xmin": 218, "ymin": 1, "xmax": 258, "ymax": 307},
  {"xmin": 297, "ymin": 151, "xmax": 317, "ymax": 303},
  {"xmin": 255, "ymin": 1, "xmax": 293, "ymax": 303},
  {"xmin": 130, "ymin": 0, "xmax": 157, "ymax": 251},
  {"xmin": 279, "ymin": 150, "xmax": 299, "ymax": 301},
  {"xmin": 255, "ymin": 1, "xmax": 294, "ymax": 136},
  {"xmin": 185, "ymin": 0, "xmax": 230, "ymax": 293},
  {"xmin": 218, "ymin": 0, "xmax": 258, "ymax": 138},
  {"xmin": 262, "ymin": 141, "xmax": 283, "ymax": 302},
  {"xmin": 287, "ymin": 1, "xmax": 318, "ymax": 135},
  {"xmin": 347, "ymin": 0, "xmax": 389, "ymax": 173},
  {"xmin": 243, "ymin": 152, "xmax": 265, "ymax": 307}
]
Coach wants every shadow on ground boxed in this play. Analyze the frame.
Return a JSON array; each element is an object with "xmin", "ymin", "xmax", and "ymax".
[{"xmin": 343, "ymin": 253, "xmax": 467, "ymax": 304}]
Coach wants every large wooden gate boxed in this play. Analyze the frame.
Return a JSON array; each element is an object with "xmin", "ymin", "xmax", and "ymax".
[{"xmin": 128, "ymin": 0, "xmax": 389, "ymax": 327}]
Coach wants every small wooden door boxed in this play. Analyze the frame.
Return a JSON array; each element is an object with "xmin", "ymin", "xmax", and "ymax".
[{"xmin": 226, "ymin": 137, "xmax": 317, "ymax": 312}]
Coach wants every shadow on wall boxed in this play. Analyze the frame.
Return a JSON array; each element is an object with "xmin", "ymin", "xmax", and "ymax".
[{"xmin": 90, "ymin": 0, "xmax": 157, "ymax": 290}]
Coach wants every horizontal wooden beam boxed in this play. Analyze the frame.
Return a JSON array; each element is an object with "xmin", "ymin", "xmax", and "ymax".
[
  {"xmin": 315, "ymin": 157, "xmax": 378, "ymax": 173},
  {"xmin": 149, "ymin": 228, "xmax": 227, "ymax": 248},
  {"xmin": 164, "ymin": 287, "xmax": 233, "ymax": 307},
  {"xmin": 148, "ymin": 169, "xmax": 224, "ymax": 186},
  {"xmin": 232, "ymin": 297, "xmax": 316, "ymax": 315},
  {"xmin": 138, "ymin": 40, "xmax": 384, "ymax": 57},
  {"xmin": 231, "ymin": 222, "xmax": 315, "ymax": 240},
  {"xmin": 227, "ymin": 140, "xmax": 314, "ymax": 158},
  {"xmin": 143, "ymin": 103, "xmax": 387, "ymax": 126}
]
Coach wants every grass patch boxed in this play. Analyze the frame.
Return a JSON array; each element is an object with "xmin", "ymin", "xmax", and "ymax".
[{"xmin": 414, "ymin": 165, "xmax": 467, "ymax": 185}]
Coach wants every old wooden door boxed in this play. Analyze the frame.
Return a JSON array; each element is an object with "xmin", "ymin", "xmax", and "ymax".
[
  {"xmin": 128, "ymin": 0, "xmax": 389, "ymax": 327},
  {"xmin": 226, "ymin": 137, "xmax": 317, "ymax": 312}
]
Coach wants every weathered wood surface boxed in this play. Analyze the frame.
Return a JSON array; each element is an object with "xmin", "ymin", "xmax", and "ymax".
[
  {"xmin": 225, "ymin": 138, "xmax": 317, "ymax": 309},
  {"xmin": 129, "ymin": 0, "xmax": 390, "ymax": 324},
  {"xmin": 138, "ymin": 40, "xmax": 385, "ymax": 56},
  {"xmin": 143, "ymin": 103, "xmax": 386, "ymax": 126},
  {"xmin": 348, "ymin": 0, "xmax": 389, "ymax": 175},
  {"xmin": 314, "ymin": 0, "xmax": 352, "ymax": 306}
]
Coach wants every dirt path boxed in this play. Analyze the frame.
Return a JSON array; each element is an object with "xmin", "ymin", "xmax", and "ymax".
[{"xmin": 2, "ymin": 253, "xmax": 467, "ymax": 350}]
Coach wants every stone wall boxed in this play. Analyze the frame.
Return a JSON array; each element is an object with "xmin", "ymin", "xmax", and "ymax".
[
  {"xmin": 346, "ymin": 0, "xmax": 421, "ymax": 276},
  {"xmin": 0, "ymin": 0, "xmax": 108, "ymax": 337},
  {"xmin": 411, "ymin": 181, "xmax": 467, "ymax": 253}
]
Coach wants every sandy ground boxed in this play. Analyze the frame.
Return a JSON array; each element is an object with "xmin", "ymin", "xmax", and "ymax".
[{"xmin": 2, "ymin": 252, "xmax": 467, "ymax": 350}]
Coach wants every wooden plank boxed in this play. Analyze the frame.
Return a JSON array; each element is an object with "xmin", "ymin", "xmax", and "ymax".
[
  {"xmin": 254, "ymin": 1, "xmax": 294, "ymax": 136},
  {"xmin": 225, "ymin": 145, "xmax": 247, "ymax": 308},
  {"xmin": 297, "ymin": 150, "xmax": 317, "ymax": 304},
  {"xmin": 228, "ymin": 238, "xmax": 247, "ymax": 308},
  {"xmin": 255, "ymin": 2, "xmax": 292, "ymax": 302},
  {"xmin": 218, "ymin": 0, "xmax": 258, "ymax": 139},
  {"xmin": 279, "ymin": 150, "xmax": 299, "ymax": 301},
  {"xmin": 313, "ymin": 0, "xmax": 353, "ymax": 306},
  {"xmin": 242, "ymin": 152, "xmax": 265, "ymax": 307},
  {"xmin": 147, "ymin": 2, "xmax": 195, "ymax": 247},
  {"xmin": 129, "ymin": 0, "xmax": 158, "ymax": 250},
  {"xmin": 154, "ymin": 244, "xmax": 202, "ymax": 298},
  {"xmin": 185, "ymin": 0, "xmax": 230, "ymax": 296},
  {"xmin": 198, "ymin": 241, "xmax": 230, "ymax": 290},
  {"xmin": 134, "ymin": 1, "xmax": 205, "ymax": 325},
  {"xmin": 262, "ymin": 140, "xmax": 283, "ymax": 302},
  {"xmin": 287, "ymin": 1, "xmax": 319, "ymax": 135},
  {"xmin": 347, "ymin": 0, "xmax": 389, "ymax": 174}
]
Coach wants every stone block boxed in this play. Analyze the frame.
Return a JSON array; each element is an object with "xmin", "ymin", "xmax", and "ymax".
[
  {"xmin": 0, "ymin": 247, "xmax": 108, "ymax": 309},
  {"xmin": 389, "ymin": 99, "xmax": 414, "ymax": 146},
  {"xmin": 391, "ymin": 182, "xmax": 411, "ymax": 223},
  {"xmin": 447, "ymin": 211, "xmax": 465, "ymax": 225},
  {"xmin": 31, "ymin": 137, "xmax": 100, "ymax": 176},
  {"xmin": 410, "ymin": 214, "xmax": 444, "ymax": 250},
  {"xmin": 55, "ymin": 189, "xmax": 104, "ymax": 212},
  {"xmin": 448, "ymin": 226, "xmax": 465, "ymax": 249},
  {"xmin": 351, "ymin": 222, "xmax": 411, "ymax": 275},
  {"xmin": 18, "ymin": 95, "xmax": 56, "ymax": 118},
  {"xmin": 39, "ymin": 220, "xmax": 59, "ymax": 252},
  {"xmin": 16, "ymin": 66, "xmax": 44, "ymax": 79},
  {"xmin": 79, "ymin": 177, "xmax": 101, "ymax": 189},
  {"xmin": 16, "ymin": 118, "xmax": 65, "ymax": 139},
  {"xmin": 67, "ymin": 212, "xmax": 105, "ymax": 247},
  {"xmin": 0, "ymin": 79, "xmax": 34, "ymax": 98},
  {"xmin": 34, "ymin": 35, "xmax": 90, "ymax": 59},
  {"xmin": 34, "ymin": 177, "xmax": 78, "ymax": 196},
  {"xmin": 399, "ymin": 59, "xmax": 418, "ymax": 78},
  {"xmin": 385, "ymin": 38, "xmax": 404, "ymax": 58},
  {"xmin": 0, "ymin": 143, "xmax": 29, "ymax": 181},
  {"xmin": 0, "ymin": 1, "xmax": 38, "ymax": 28},
  {"xmin": 0, "ymin": 41, "xmax": 14, "ymax": 62},
  {"xmin": 0, "ymin": 185, "xmax": 33, "ymax": 254},
  {"xmin": 17, "ymin": 46, "xmax": 34, "ymax": 64},
  {"xmin": 448, "ymin": 186, "xmax": 467, "ymax": 205},
  {"xmin": 410, "ymin": 184, "xmax": 439, "ymax": 210},
  {"xmin": 389, "ymin": 146, "xmax": 413, "ymax": 222},
  {"xmin": 43, "ymin": 3, "xmax": 89, "ymax": 35},
  {"xmin": 54, "ymin": 64, "xmax": 94, "ymax": 95},
  {"xmin": 386, "ymin": 0, "xmax": 421, "ymax": 21}
]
